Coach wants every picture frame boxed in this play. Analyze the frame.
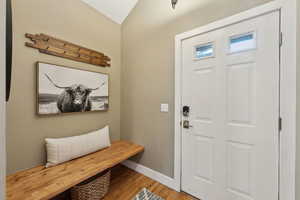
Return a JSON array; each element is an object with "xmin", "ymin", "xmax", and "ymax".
[{"xmin": 37, "ymin": 62, "xmax": 109, "ymax": 115}]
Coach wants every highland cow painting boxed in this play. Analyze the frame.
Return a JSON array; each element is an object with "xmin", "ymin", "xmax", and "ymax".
[{"xmin": 37, "ymin": 62, "xmax": 109, "ymax": 115}]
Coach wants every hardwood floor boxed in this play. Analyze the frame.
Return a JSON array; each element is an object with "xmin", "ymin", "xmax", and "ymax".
[
  {"xmin": 103, "ymin": 165, "xmax": 198, "ymax": 200},
  {"xmin": 52, "ymin": 165, "xmax": 198, "ymax": 200}
]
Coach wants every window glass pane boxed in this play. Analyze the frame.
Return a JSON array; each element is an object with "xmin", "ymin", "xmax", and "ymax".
[
  {"xmin": 195, "ymin": 43, "xmax": 214, "ymax": 59},
  {"xmin": 230, "ymin": 33, "xmax": 256, "ymax": 53}
]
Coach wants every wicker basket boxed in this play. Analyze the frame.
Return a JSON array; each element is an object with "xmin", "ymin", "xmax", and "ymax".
[{"xmin": 71, "ymin": 170, "xmax": 111, "ymax": 200}]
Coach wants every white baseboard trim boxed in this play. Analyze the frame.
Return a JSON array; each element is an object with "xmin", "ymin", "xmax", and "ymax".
[{"xmin": 122, "ymin": 160, "xmax": 180, "ymax": 192}]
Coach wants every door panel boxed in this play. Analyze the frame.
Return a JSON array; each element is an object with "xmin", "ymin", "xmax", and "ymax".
[
  {"xmin": 181, "ymin": 11, "xmax": 280, "ymax": 200},
  {"xmin": 227, "ymin": 142, "xmax": 253, "ymax": 196},
  {"xmin": 195, "ymin": 137, "xmax": 214, "ymax": 182}
]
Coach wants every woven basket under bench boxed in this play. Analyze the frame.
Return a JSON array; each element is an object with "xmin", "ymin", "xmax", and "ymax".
[{"xmin": 71, "ymin": 170, "xmax": 111, "ymax": 200}]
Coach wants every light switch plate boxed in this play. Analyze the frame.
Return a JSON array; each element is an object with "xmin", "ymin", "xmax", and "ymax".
[{"xmin": 161, "ymin": 104, "xmax": 169, "ymax": 112}]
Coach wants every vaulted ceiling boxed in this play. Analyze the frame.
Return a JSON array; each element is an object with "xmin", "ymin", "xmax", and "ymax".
[{"xmin": 81, "ymin": 0, "xmax": 139, "ymax": 24}]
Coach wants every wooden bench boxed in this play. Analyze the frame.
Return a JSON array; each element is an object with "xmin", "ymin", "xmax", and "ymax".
[{"xmin": 6, "ymin": 141, "xmax": 144, "ymax": 200}]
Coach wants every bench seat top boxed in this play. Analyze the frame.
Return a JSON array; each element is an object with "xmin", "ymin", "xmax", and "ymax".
[{"xmin": 6, "ymin": 140, "xmax": 144, "ymax": 200}]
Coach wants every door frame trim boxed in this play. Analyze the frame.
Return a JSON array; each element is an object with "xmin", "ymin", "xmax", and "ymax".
[{"xmin": 174, "ymin": 1, "xmax": 296, "ymax": 199}]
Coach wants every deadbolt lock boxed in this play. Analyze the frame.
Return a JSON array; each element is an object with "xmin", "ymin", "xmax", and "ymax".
[{"xmin": 183, "ymin": 106, "xmax": 190, "ymax": 117}]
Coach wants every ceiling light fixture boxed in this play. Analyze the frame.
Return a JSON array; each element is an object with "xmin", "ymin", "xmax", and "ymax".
[{"xmin": 171, "ymin": 0, "xmax": 178, "ymax": 9}]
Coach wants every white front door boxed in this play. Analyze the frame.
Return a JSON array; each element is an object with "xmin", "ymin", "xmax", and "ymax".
[{"xmin": 181, "ymin": 11, "xmax": 280, "ymax": 200}]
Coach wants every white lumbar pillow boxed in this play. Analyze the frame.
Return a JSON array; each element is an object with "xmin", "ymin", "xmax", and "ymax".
[{"xmin": 45, "ymin": 126, "xmax": 111, "ymax": 167}]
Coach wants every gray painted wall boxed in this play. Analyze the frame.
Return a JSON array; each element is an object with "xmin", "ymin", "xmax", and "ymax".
[
  {"xmin": 296, "ymin": 0, "xmax": 300, "ymax": 199},
  {"xmin": 6, "ymin": 0, "xmax": 121, "ymax": 174},
  {"xmin": 121, "ymin": 0, "xmax": 273, "ymax": 177},
  {"xmin": 0, "ymin": 0, "xmax": 6, "ymax": 198}
]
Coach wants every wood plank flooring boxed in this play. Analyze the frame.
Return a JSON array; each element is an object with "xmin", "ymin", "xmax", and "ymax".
[
  {"xmin": 52, "ymin": 165, "xmax": 198, "ymax": 200},
  {"xmin": 103, "ymin": 165, "xmax": 198, "ymax": 200}
]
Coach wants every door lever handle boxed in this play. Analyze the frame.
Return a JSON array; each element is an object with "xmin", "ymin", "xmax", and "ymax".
[{"xmin": 183, "ymin": 120, "xmax": 193, "ymax": 129}]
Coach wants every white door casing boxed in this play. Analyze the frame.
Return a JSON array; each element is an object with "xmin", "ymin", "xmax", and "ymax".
[{"xmin": 181, "ymin": 11, "xmax": 280, "ymax": 200}]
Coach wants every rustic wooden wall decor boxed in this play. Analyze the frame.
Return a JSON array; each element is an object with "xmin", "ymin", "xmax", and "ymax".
[{"xmin": 25, "ymin": 33, "xmax": 111, "ymax": 67}]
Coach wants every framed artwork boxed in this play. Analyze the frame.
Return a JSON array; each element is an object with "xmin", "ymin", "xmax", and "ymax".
[{"xmin": 37, "ymin": 62, "xmax": 109, "ymax": 115}]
